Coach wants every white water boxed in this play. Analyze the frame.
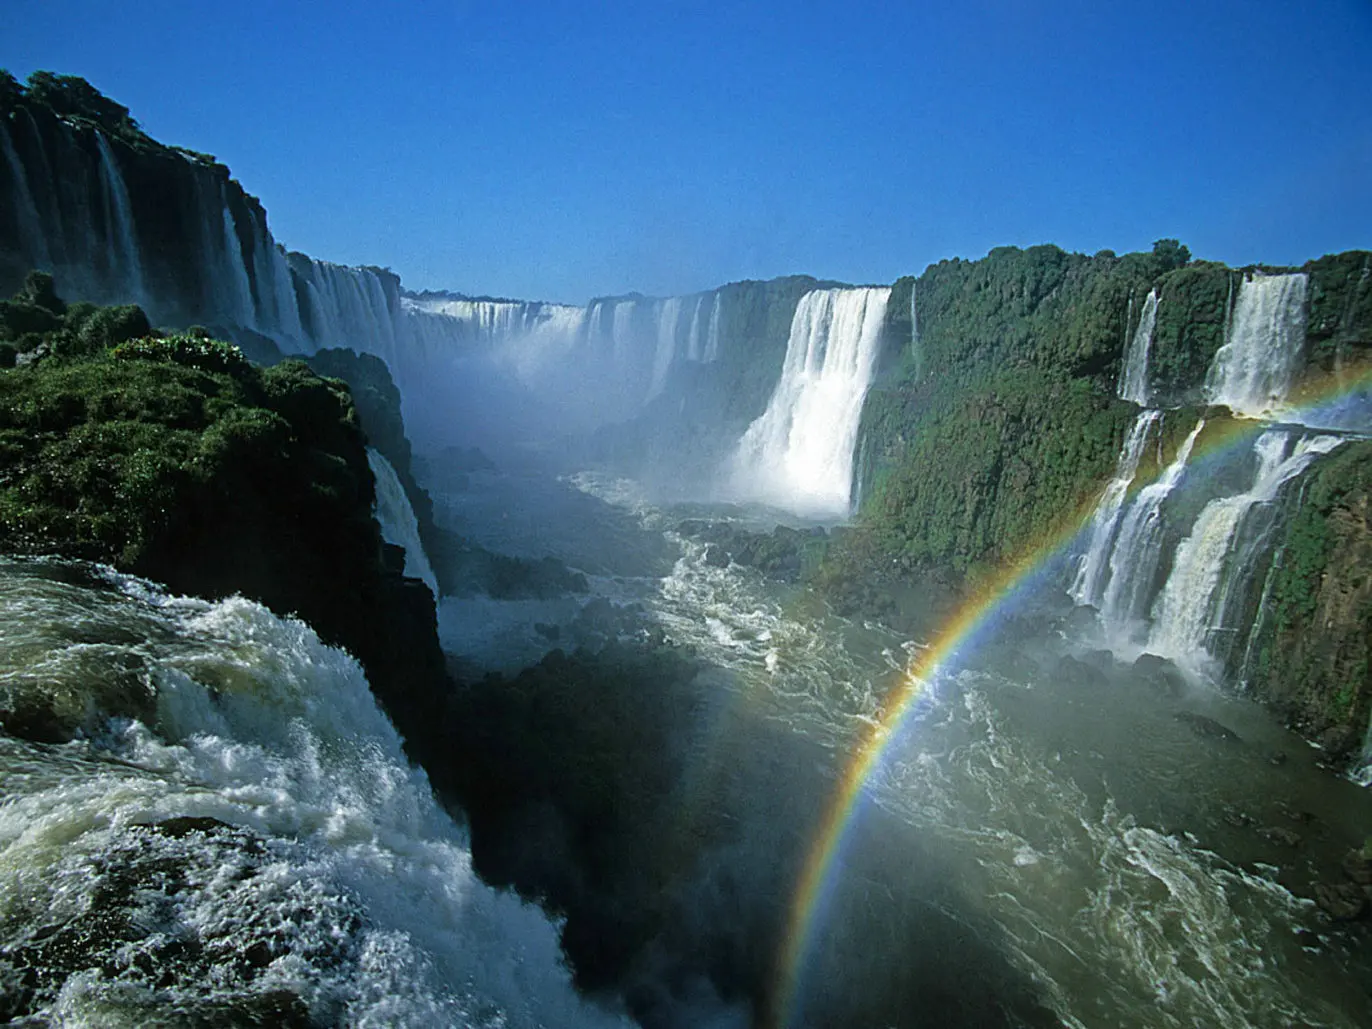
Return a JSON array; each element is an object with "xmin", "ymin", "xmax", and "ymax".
[
  {"xmin": 0, "ymin": 560, "xmax": 630, "ymax": 1028},
  {"xmin": 367, "ymin": 449, "xmax": 440, "ymax": 597},
  {"xmin": 729, "ymin": 287, "xmax": 890, "ymax": 516},
  {"xmin": 94, "ymin": 134, "xmax": 147, "ymax": 308},
  {"xmin": 562, "ymin": 471, "xmax": 1372, "ymax": 1029},
  {"xmin": 0, "ymin": 120, "xmax": 50, "ymax": 268},
  {"xmin": 1146, "ymin": 432, "xmax": 1344, "ymax": 673},
  {"xmin": 703, "ymin": 292, "xmax": 722, "ymax": 362},
  {"xmin": 646, "ymin": 296, "xmax": 683, "ymax": 401},
  {"xmin": 1097, "ymin": 419, "xmax": 1206, "ymax": 640},
  {"xmin": 1119, "ymin": 289, "xmax": 1158, "ymax": 406},
  {"xmin": 1071, "ymin": 410, "xmax": 1162, "ymax": 607},
  {"xmin": 1205, "ymin": 274, "xmax": 1308, "ymax": 418},
  {"xmin": 218, "ymin": 186, "xmax": 258, "ymax": 329}
]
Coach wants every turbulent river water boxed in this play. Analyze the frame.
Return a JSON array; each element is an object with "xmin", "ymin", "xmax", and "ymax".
[
  {"xmin": 429, "ymin": 462, "xmax": 1372, "ymax": 1028},
  {"xmin": 0, "ymin": 558, "xmax": 632, "ymax": 1027},
  {"xmin": 4, "ymin": 458, "xmax": 1371, "ymax": 1027}
]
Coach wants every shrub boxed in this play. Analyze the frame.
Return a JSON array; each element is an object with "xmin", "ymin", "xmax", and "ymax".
[{"xmin": 111, "ymin": 333, "xmax": 249, "ymax": 377}]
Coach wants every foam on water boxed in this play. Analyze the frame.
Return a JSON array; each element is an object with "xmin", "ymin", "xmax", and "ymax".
[{"xmin": 0, "ymin": 560, "xmax": 630, "ymax": 1028}]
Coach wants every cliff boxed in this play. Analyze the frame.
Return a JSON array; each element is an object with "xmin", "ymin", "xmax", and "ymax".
[{"xmin": 0, "ymin": 281, "xmax": 447, "ymax": 744}]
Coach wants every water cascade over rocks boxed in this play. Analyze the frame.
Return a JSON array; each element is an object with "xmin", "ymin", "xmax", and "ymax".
[
  {"xmin": 1146, "ymin": 431, "xmax": 1344, "ymax": 673},
  {"xmin": 728, "ymin": 287, "xmax": 890, "ymax": 516},
  {"xmin": 0, "ymin": 559, "xmax": 629, "ymax": 1028},
  {"xmin": 1074, "ymin": 269, "xmax": 1351, "ymax": 687},
  {"xmin": 1205, "ymin": 273, "xmax": 1308, "ymax": 418},
  {"xmin": 1118, "ymin": 288, "xmax": 1158, "ymax": 406},
  {"xmin": 367, "ymin": 448, "xmax": 440, "ymax": 598}
]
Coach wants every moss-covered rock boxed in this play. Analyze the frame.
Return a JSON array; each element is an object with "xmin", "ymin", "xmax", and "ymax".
[
  {"xmin": 0, "ymin": 290, "xmax": 449, "ymax": 747},
  {"xmin": 1246, "ymin": 441, "xmax": 1372, "ymax": 758}
]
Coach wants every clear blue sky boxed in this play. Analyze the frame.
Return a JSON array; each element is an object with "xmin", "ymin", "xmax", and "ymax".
[{"xmin": 6, "ymin": 0, "xmax": 1371, "ymax": 304}]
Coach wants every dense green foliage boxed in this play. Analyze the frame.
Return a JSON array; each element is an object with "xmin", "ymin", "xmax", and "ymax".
[
  {"xmin": 832, "ymin": 244, "xmax": 1177, "ymax": 607},
  {"xmin": 1247, "ymin": 441, "xmax": 1372, "ymax": 754},
  {"xmin": 1149, "ymin": 262, "xmax": 1234, "ymax": 400},
  {"xmin": 0, "ymin": 287, "xmax": 449, "ymax": 749},
  {"xmin": 1304, "ymin": 250, "xmax": 1372, "ymax": 369}
]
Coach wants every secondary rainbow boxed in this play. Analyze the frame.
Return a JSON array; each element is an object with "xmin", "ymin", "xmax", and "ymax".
[{"xmin": 769, "ymin": 364, "xmax": 1370, "ymax": 1028}]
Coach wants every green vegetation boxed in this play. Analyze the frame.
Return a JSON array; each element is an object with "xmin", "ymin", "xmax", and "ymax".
[
  {"xmin": 827, "ymin": 244, "xmax": 1194, "ymax": 612},
  {"xmin": 1247, "ymin": 441, "xmax": 1372, "ymax": 754},
  {"xmin": 0, "ymin": 279, "xmax": 449, "ymax": 747},
  {"xmin": 1149, "ymin": 262, "xmax": 1233, "ymax": 399},
  {"xmin": 1304, "ymin": 250, "xmax": 1372, "ymax": 369}
]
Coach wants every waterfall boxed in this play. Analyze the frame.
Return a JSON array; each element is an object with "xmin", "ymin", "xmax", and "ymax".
[
  {"xmin": 1097, "ymin": 419, "xmax": 1206, "ymax": 639},
  {"xmin": 94, "ymin": 134, "xmax": 147, "ymax": 307},
  {"xmin": 686, "ymin": 295, "xmax": 705, "ymax": 361},
  {"xmin": 610, "ymin": 299, "xmax": 636, "ymax": 365},
  {"xmin": 1145, "ymin": 432, "xmax": 1343, "ymax": 672},
  {"xmin": 218, "ymin": 188, "xmax": 257, "ymax": 329},
  {"xmin": 0, "ymin": 120, "xmax": 50, "ymax": 269},
  {"xmin": 647, "ymin": 296, "xmax": 683, "ymax": 401},
  {"xmin": 0, "ymin": 559, "xmax": 629, "ymax": 1028},
  {"xmin": 704, "ymin": 292, "xmax": 722, "ymax": 362},
  {"xmin": 1205, "ymin": 273, "xmax": 1308, "ymax": 418},
  {"xmin": 1070, "ymin": 410, "xmax": 1162, "ymax": 607},
  {"xmin": 367, "ymin": 448, "xmax": 440, "ymax": 597},
  {"xmin": 1119, "ymin": 289, "xmax": 1158, "ymax": 406},
  {"xmin": 729, "ymin": 287, "xmax": 890, "ymax": 516}
]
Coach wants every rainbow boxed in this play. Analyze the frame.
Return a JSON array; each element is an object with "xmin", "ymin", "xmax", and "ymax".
[{"xmin": 769, "ymin": 362, "xmax": 1371, "ymax": 1028}]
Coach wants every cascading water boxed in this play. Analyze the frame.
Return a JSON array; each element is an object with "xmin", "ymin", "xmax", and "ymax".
[
  {"xmin": 1071, "ymin": 409, "xmax": 1162, "ymax": 608},
  {"xmin": 728, "ymin": 287, "xmax": 890, "ymax": 516},
  {"xmin": 646, "ymin": 296, "xmax": 683, "ymax": 402},
  {"xmin": 218, "ymin": 188, "xmax": 258, "ymax": 329},
  {"xmin": 1205, "ymin": 273, "xmax": 1308, "ymax": 417},
  {"xmin": 1096, "ymin": 419, "xmax": 1206, "ymax": 640},
  {"xmin": 1119, "ymin": 289, "xmax": 1158, "ymax": 406},
  {"xmin": 1145, "ymin": 431, "xmax": 1344, "ymax": 673},
  {"xmin": 94, "ymin": 134, "xmax": 148, "ymax": 309},
  {"xmin": 0, "ymin": 120, "xmax": 50, "ymax": 269},
  {"xmin": 0, "ymin": 558, "xmax": 630, "ymax": 1028},
  {"xmin": 703, "ymin": 293, "xmax": 722, "ymax": 362},
  {"xmin": 367, "ymin": 448, "xmax": 441, "ymax": 598}
]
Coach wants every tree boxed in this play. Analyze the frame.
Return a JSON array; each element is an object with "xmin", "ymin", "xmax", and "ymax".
[
  {"xmin": 24, "ymin": 71, "xmax": 141, "ymax": 142},
  {"xmin": 1152, "ymin": 238, "xmax": 1191, "ymax": 272}
]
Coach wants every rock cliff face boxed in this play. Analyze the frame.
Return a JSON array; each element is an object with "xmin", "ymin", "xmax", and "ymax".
[
  {"xmin": 0, "ymin": 286, "xmax": 447, "ymax": 748},
  {"xmin": 1246, "ymin": 442, "xmax": 1372, "ymax": 765},
  {"xmin": 4, "ymin": 70, "xmax": 1371, "ymax": 764}
]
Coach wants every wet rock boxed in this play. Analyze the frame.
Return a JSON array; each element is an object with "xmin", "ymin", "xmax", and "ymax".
[
  {"xmin": 1221, "ymin": 806, "xmax": 1255, "ymax": 829},
  {"xmin": 1133, "ymin": 654, "xmax": 1186, "ymax": 697},
  {"xmin": 142, "ymin": 816, "xmax": 237, "ymax": 838},
  {"xmin": 1342, "ymin": 847, "xmax": 1372, "ymax": 885},
  {"xmin": 1257, "ymin": 825, "xmax": 1303, "ymax": 848},
  {"xmin": 1061, "ymin": 605, "xmax": 1099, "ymax": 636},
  {"xmin": 1316, "ymin": 725, "xmax": 1358, "ymax": 761},
  {"xmin": 1173, "ymin": 711, "xmax": 1242, "ymax": 743},
  {"xmin": 702, "ymin": 543, "xmax": 729, "ymax": 568},
  {"xmin": 1314, "ymin": 882, "xmax": 1368, "ymax": 921},
  {"xmin": 1054, "ymin": 656, "xmax": 1098, "ymax": 689}
]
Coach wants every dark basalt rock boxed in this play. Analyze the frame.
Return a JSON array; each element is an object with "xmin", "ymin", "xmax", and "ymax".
[
  {"xmin": 1343, "ymin": 847, "xmax": 1372, "ymax": 886},
  {"xmin": 1314, "ymin": 882, "xmax": 1368, "ymax": 922},
  {"xmin": 1173, "ymin": 711, "xmax": 1242, "ymax": 744}
]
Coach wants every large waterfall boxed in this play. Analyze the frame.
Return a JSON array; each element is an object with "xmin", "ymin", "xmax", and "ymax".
[
  {"xmin": 1118, "ymin": 289, "xmax": 1157, "ymax": 406},
  {"xmin": 0, "ymin": 559, "xmax": 630, "ymax": 1028},
  {"xmin": 367, "ymin": 448, "xmax": 441, "ymax": 598},
  {"xmin": 1205, "ymin": 273, "xmax": 1308, "ymax": 418},
  {"xmin": 1146, "ymin": 431, "xmax": 1344, "ymax": 672},
  {"xmin": 1074, "ymin": 266, "xmax": 1347, "ymax": 685},
  {"xmin": 1096, "ymin": 418, "xmax": 1206, "ymax": 637},
  {"xmin": 728, "ymin": 287, "xmax": 890, "ymax": 516},
  {"xmin": 1070, "ymin": 409, "xmax": 1161, "ymax": 607}
]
